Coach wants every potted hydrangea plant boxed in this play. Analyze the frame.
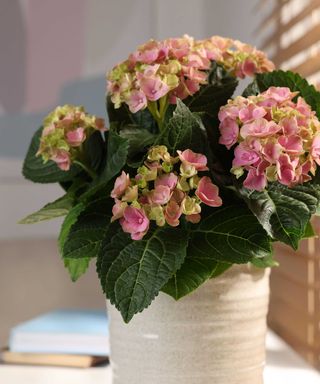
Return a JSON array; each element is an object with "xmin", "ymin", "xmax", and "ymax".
[{"xmin": 21, "ymin": 35, "xmax": 320, "ymax": 384}]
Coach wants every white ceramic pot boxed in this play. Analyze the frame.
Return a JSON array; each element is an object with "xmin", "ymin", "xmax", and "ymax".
[{"xmin": 107, "ymin": 264, "xmax": 270, "ymax": 384}]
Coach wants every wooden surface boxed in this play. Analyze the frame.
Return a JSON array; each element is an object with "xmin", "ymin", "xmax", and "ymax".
[
  {"xmin": 0, "ymin": 332, "xmax": 320, "ymax": 384},
  {"xmin": 269, "ymin": 239, "xmax": 320, "ymax": 369}
]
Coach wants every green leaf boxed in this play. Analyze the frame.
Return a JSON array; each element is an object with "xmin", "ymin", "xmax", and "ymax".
[
  {"xmin": 19, "ymin": 194, "xmax": 74, "ymax": 224},
  {"xmin": 210, "ymin": 262, "xmax": 232, "ymax": 278},
  {"xmin": 251, "ymin": 253, "xmax": 278, "ymax": 268},
  {"xmin": 58, "ymin": 202, "xmax": 86, "ymax": 281},
  {"xmin": 60, "ymin": 197, "xmax": 113, "ymax": 281},
  {"xmin": 97, "ymin": 226, "xmax": 188, "ymax": 322},
  {"xmin": 58, "ymin": 203, "xmax": 86, "ymax": 254},
  {"xmin": 303, "ymin": 220, "xmax": 316, "ymax": 239},
  {"xmin": 161, "ymin": 246, "xmax": 219, "ymax": 300},
  {"xmin": 119, "ymin": 127, "xmax": 156, "ymax": 167},
  {"xmin": 100, "ymin": 130, "xmax": 129, "ymax": 183},
  {"xmin": 191, "ymin": 205, "xmax": 272, "ymax": 262},
  {"xmin": 80, "ymin": 130, "xmax": 128, "ymax": 201},
  {"xmin": 185, "ymin": 62, "xmax": 238, "ymax": 116},
  {"xmin": 22, "ymin": 127, "xmax": 81, "ymax": 183},
  {"xmin": 106, "ymin": 95, "xmax": 132, "ymax": 124},
  {"xmin": 131, "ymin": 108, "xmax": 158, "ymax": 133},
  {"xmin": 84, "ymin": 131, "xmax": 106, "ymax": 173},
  {"xmin": 245, "ymin": 70, "xmax": 320, "ymax": 118},
  {"xmin": 165, "ymin": 261, "xmax": 232, "ymax": 301},
  {"xmin": 238, "ymin": 182, "xmax": 320, "ymax": 250},
  {"xmin": 158, "ymin": 100, "xmax": 208, "ymax": 154},
  {"xmin": 63, "ymin": 258, "xmax": 91, "ymax": 282},
  {"xmin": 119, "ymin": 127, "xmax": 156, "ymax": 157},
  {"xmin": 62, "ymin": 197, "xmax": 113, "ymax": 260},
  {"xmin": 162, "ymin": 205, "xmax": 271, "ymax": 300}
]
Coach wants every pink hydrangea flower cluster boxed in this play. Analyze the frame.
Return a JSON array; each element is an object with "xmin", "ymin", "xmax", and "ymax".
[
  {"xmin": 199, "ymin": 36, "xmax": 274, "ymax": 79},
  {"xmin": 37, "ymin": 105, "xmax": 106, "ymax": 171},
  {"xmin": 107, "ymin": 35, "xmax": 274, "ymax": 113},
  {"xmin": 110, "ymin": 146, "xmax": 222, "ymax": 240},
  {"xmin": 218, "ymin": 87, "xmax": 320, "ymax": 191}
]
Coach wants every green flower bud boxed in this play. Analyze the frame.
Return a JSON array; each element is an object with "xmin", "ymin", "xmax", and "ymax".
[
  {"xmin": 149, "ymin": 205, "xmax": 166, "ymax": 227},
  {"xmin": 177, "ymin": 176, "xmax": 190, "ymax": 192},
  {"xmin": 266, "ymin": 165, "xmax": 278, "ymax": 182},
  {"xmin": 162, "ymin": 162, "xmax": 173, "ymax": 173},
  {"xmin": 147, "ymin": 145, "xmax": 169, "ymax": 161},
  {"xmin": 138, "ymin": 165, "xmax": 158, "ymax": 181},
  {"xmin": 181, "ymin": 196, "xmax": 201, "ymax": 215},
  {"xmin": 189, "ymin": 175, "xmax": 200, "ymax": 189},
  {"xmin": 131, "ymin": 200, "xmax": 141, "ymax": 209},
  {"xmin": 180, "ymin": 162, "xmax": 197, "ymax": 178},
  {"xmin": 122, "ymin": 185, "xmax": 138, "ymax": 202},
  {"xmin": 231, "ymin": 166, "xmax": 244, "ymax": 179},
  {"xmin": 163, "ymin": 74, "xmax": 179, "ymax": 89}
]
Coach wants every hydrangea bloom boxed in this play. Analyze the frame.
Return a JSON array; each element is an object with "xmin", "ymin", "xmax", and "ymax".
[
  {"xmin": 110, "ymin": 146, "xmax": 222, "ymax": 240},
  {"xmin": 198, "ymin": 36, "xmax": 275, "ymax": 79},
  {"xmin": 218, "ymin": 87, "xmax": 320, "ymax": 191},
  {"xmin": 37, "ymin": 105, "xmax": 106, "ymax": 171},
  {"xmin": 107, "ymin": 35, "xmax": 274, "ymax": 114}
]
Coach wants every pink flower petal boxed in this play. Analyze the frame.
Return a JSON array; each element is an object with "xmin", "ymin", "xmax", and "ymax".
[
  {"xmin": 195, "ymin": 176, "xmax": 222, "ymax": 207},
  {"xmin": 154, "ymin": 173, "xmax": 178, "ymax": 190},
  {"xmin": 111, "ymin": 171, "xmax": 131, "ymax": 199},
  {"xmin": 243, "ymin": 168, "xmax": 267, "ymax": 191},
  {"xmin": 120, "ymin": 206, "xmax": 149, "ymax": 240},
  {"xmin": 177, "ymin": 149, "xmax": 208, "ymax": 171},
  {"xmin": 219, "ymin": 118, "xmax": 239, "ymax": 149},
  {"xmin": 66, "ymin": 127, "xmax": 86, "ymax": 147}
]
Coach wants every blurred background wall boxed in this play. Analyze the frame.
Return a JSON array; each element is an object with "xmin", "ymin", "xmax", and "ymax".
[{"xmin": 0, "ymin": 0, "xmax": 265, "ymax": 346}]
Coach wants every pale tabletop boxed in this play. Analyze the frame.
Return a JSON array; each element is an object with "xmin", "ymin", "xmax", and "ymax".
[{"xmin": 1, "ymin": 331, "xmax": 319, "ymax": 384}]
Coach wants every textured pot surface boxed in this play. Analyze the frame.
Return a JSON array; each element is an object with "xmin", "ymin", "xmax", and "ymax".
[{"xmin": 107, "ymin": 264, "xmax": 270, "ymax": 384}]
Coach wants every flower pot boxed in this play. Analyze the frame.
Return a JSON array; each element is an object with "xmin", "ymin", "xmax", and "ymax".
[{"xmin": 107, "ymin": 264, "xmax": 270, "ymax": 384}]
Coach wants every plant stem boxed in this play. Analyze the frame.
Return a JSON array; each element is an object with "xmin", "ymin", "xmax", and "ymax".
[
  {"xmin": 148, "ymin": 97, "xmax": 168, "ymax": 133},
  {"xmin": 73, "ymin": 160, "xmax": 97, "ymax": 179}
]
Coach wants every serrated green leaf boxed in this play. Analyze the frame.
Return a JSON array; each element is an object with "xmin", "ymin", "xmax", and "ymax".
[
  {"xmin": 19, "ymin": 194, "xmax": 74, "ymax": 224},
  {"xmin": 100, "ymin": 129, "xmax": 129, "ymax": 183},
  {"xmin": 22, "ymin": 127, "xmax": 81, "ymax": 183},
  {"xmin": 164, "ymin": 261, "xmax": 232, "ymax": 301},
  {"xmin": 80, "ymin": 130, "xmax": 128, "ymax": 201},
  {"xmin": 107, "ymin": 95, "xmax": 132, "ymax": 124},
  {"xmin": 62, "ymin": 197, "xmax": 113, "ymax": 259},
  {"xmin": 242, "ymin": 80, "xmax": 260, "ymax": 97},
  {"xmin": 238, "ymin": 182, "xmax": 320, "ymax": 250},
  {"xmin": 58, "ymin": 203, "xmax": 86, "ymax": 281},
  {"xmin": 97, "ymin": 226, "xmax": 188, "ymax": 322},
  {"xmin": 191, "ymin": 205, "xmax": 272, "ymax": 262},
  {"xmin": 210, "ymin": 262, "xmax": 232, "ymax": 277},
  {"xmin": 60, "ymin": 197, "xmax": 113, "ymax": 281},
  {"xmin": 84, "ymin": 131, "xmax": 106, "ymax": 173},
  {"xmin": 161, "ymin": 248, "xmax": 219, "ymax": 300},
  {"xmin": 158, "ymin": 100, "xmax": 208, "ymax": 154},
  {"xmin": 162, "ymin": 205, "xmax": 271, "ymax": 300},
  {"xmin": 119, "ymin": 127, "xmax": 157, "ymax": 167},
  {"xmin": 58, "ymin": 203, "xmax": 86, "ymax": 254},
  {"xmin": 303, "ymin": 220, "xmax": 316, "ymax": 239},
  {"xmin": 119, "ymin": 127, "xmax": 156, "ymax": 156},
  {"xmin": 131, "ymin": 108, "xmax": 158, "ymax": 133},
  {"xmin": 63, "ymin": 258, "xmax": 91, "ymax": 282}
]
